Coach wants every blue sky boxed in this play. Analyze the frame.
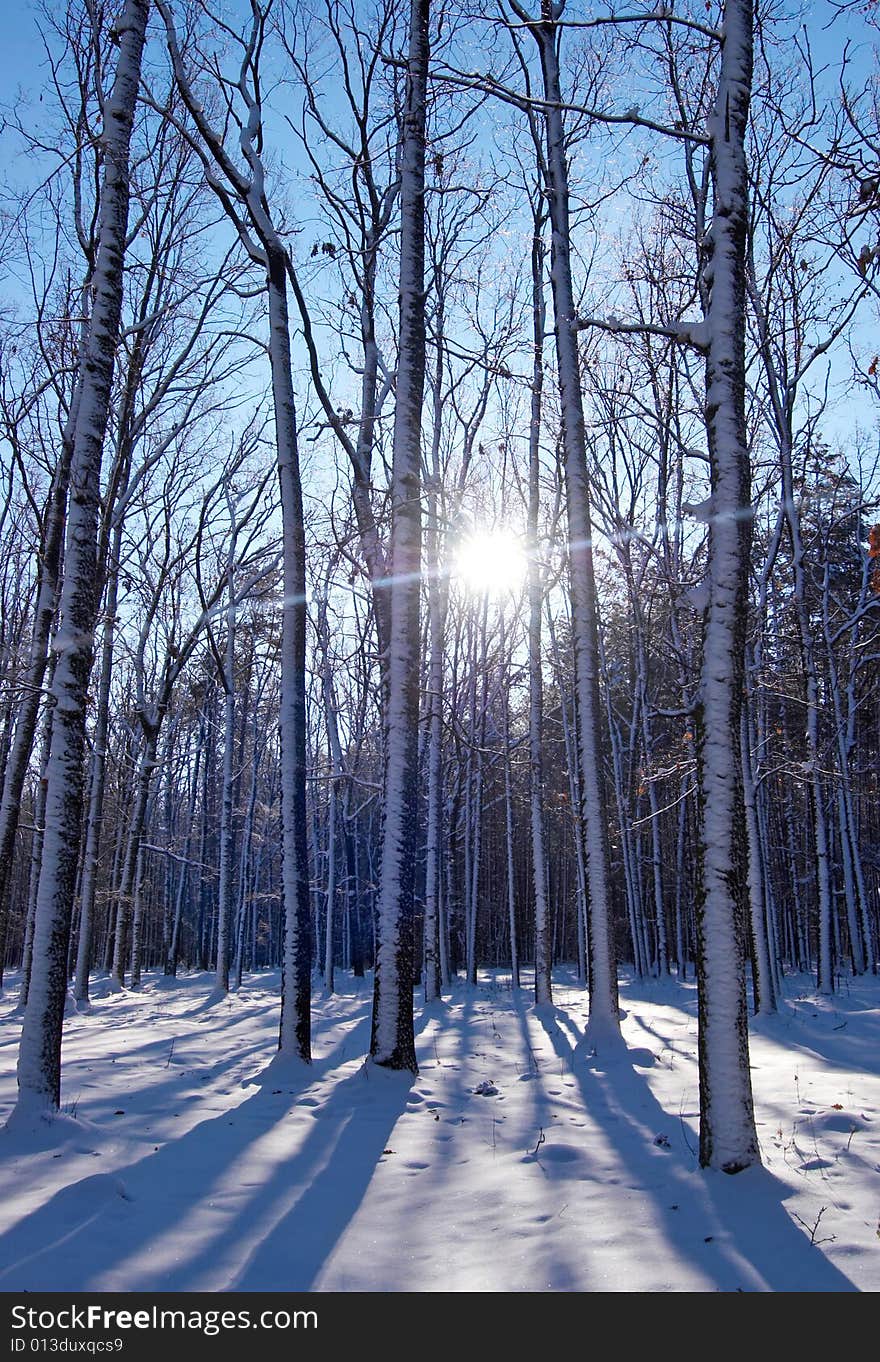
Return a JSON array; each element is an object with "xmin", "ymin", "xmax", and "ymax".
[
  {"xmin": 0, "ymin": 6, "xmax": 48, "ymax": 97},
  {"xmin": 1, "ymin": 0, "xmax": 877, "ymax": 471}
]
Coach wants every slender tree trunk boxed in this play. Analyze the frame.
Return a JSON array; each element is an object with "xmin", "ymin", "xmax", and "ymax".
[
  {"xmin": 423, "ymin": 440, "xmax": 446, "ymax": 1001},
  {"xmin": 269, "ymin": 264, "xmax": 312, "ymax": 1063},
  {"xmin": 530, "ymin": 6, "xmax": 619, "ymax": 1040},
  {"xmin": 0, "ymin": 456, "xmax": 70, "ymax": 985},
  {"xmin": 741, "ymin": 705, "xmax": 775, "ymax": 1014},
  {"xmin": 128, "ymin": 843, "xmax": 149, "ymax": 989},
  {"xmin": 823, "ymin": 567, "xmax": 871, "ymax": 973},
  {"xmin": 547, "ymin": 606, "xmax": 590, "ymax": 980},
  {"xmin": 18, "ymin": 699, "xmax": 55, "ymax": 1012},
  {"xmin": 370, "ymin": 0, "xmax": 429, "ymax": 1071},
  {"xmin": 527, "ymin": 220, "xmax": 552, "ymax": 1007},
  {"xmin": 674, "ymin": 782, "xmax": 689, "ymax": 980},
  {"xmin": 214, "ymin": 569, "xmax": 237, "ymax": 995},
  {"xmin": 232, "ymin": 716, "xmax": 262, "ymax": 991},
  {"xmin": 323, "ymin": 775, "xmax": 337, "ymax": 995},
  {"xmin": 111, "ymin": 725, "xmax": 159, "ymax": 987},
  {"xmin": 166, "ymin": 722, "xmax": 203, "ymax": 977},
  {"xmin": 73, "ymin": 532, "xmax": 122, "ymax": 1003}
]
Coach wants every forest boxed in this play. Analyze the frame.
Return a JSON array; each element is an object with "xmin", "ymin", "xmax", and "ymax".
[{"xmin": 0, "ymin": 0, "xmax": 879, "ymax": 1294}]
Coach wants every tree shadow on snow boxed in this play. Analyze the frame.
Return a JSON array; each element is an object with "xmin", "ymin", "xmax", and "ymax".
[
  {"xmin": 537, "ymin": 1009, "xmax": 858, "ymax": 1293},
  {"xmin": 0, "ymin": 1003, "xmax": 411, "ymax": 1291}
]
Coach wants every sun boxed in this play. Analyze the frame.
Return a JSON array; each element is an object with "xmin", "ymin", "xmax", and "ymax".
[{"xmin": 454, "ymin": 528, "xmax": 528, "ymax": 598}]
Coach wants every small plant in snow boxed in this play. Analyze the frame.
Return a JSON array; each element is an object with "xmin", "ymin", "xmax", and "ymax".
[
  {"xmin": 472, "ymin": 1079, "xmax": 498, "ymax": 1097},
  {"xmin": 792, "ymin": 1207, "xmax": 836, "ymax": 1247}
]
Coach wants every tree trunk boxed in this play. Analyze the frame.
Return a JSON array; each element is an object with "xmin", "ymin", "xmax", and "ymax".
[
  {"xmin": 528, "ymin": 218, "xmax": 552, "ymax": 1007},
  {"xmin": 214, "ymin": 567, "xmax": 237, "ymax": 995},
  {"xmin": 73, "ymin": 529, "xmax": 122, "ymax": 1003},
  {"xmin": 10, "ymin": 0, "xmax": 150, "ymax": 1121},
  {"xmin": 111, "ymin": 725, "xmax": 160, "ymax": 988},
  {"xmin": 369, "ymin": 0, "xmax": 429, "ymax": 1072},
  {"xmin": 532, "ymin": 8, "xmax": 619, "ymax": 1040},
  {"xmin": 692, "ymin": 0, "xmax": 760, "ymax": 1172},
  {"xmin": 269, "ymin": 263, "xmax": 312, "ymax": 1063},
  {"xmin": 0, "ymin": 455, "xmax": 69, "ymax": 985}
]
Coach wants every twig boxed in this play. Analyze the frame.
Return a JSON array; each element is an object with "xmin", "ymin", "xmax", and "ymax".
[{"xmin": 792, "ymin": 1206, "xmax": 836, "ymax": 1246}]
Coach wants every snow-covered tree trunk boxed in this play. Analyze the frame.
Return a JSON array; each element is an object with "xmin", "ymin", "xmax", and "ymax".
[
  {"xmin": 692, "ymin": 0, "xmax": 760, "ymax": 1171},
  {"xmin": 128, "ymin": 842, "xmax": 149, "ymax": 989},
  {"xmin": 423, "ymin": 328, "xmax": 447, "ymax": 1003},
  {"xmin": 634, "ymin": 632, "xmax": 667, "ymax": 976},
  {"xmin": 422, "ymin": 570, "xmax": 444, "ymax": 1001},
  {"xmin": 111, "ymin": 724, "xmax": 160, "ymax": 988},
  {"xmin": 317, "ymin": 588, "xmax": 348, "ymax": 996},
  {"xmin": 528, "ymin": 224, "xmax": 551, "ymax": 1008},
  {"xmin": 605, "ymin": 686, "xmax": 645, "ymax": 978},
  {"xmin": 129, "ymin": 720, "xmax": 173, "ymax": 989},
  {"xmin": 166, "ymin": 720, "xmax": 203, "ymax": 977},
  {"xmin": 740, "ymin": 704, "xmax": 776, "ymax": 1014},
  {"xmin": 502, "ymin": 706, "xmax": 520, "ymax": 990},
  {"xmin": 369, "ymin": 0, "xmax": 429, "ymax": 1072},
  {"xmin": 673, "ymin": 784, "xmax": 689, "ymax": 980},
  {"xmin": 547, "ymin": 605, "xmax": 590, "ymax": 981},
  {"xmin": 9, "ymin": 0, "xmax": 150, "ymax": 1121},
  {"xmin": 530, "ymin": 4, "xmax": 619, "ymax": 1040},
  {"xmin": 464, "ymin": 604, "xmax": 488, "ymax": 988},
  {"xmin": 0, "ymin": 454, "xmax": 69, "ymax": 986},
  {"xmin": 269, "ymin": 264, "xmax": 312, "ymax": 1063},
  {"xmin": 232, "ymin": 716, "xmax": 262, "ymax": 991},
  {"xmin": 73, "ymin": 520, "xmax": 122, "ymax": 1003},
  {"xmin": 17, "ymin": 696, "xmax": 55, "ymax": 1012},
  {"xmin": 323, "ymin": 775, "xmax": 337, "ymax": 994},
  {"xmin": 214, "ymin": 558, "xmax": 237, "ymax": 995}
]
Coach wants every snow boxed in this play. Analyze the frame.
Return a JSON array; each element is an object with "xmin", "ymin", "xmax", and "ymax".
[{"xmin": 1, "ymin": 967, "xmax": 877, "ymax": 1292}]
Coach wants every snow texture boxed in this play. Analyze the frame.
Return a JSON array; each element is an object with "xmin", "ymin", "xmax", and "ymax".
[{"xmin": 0, "ymin": 967, "xmax": 876, "ymax": 1291}]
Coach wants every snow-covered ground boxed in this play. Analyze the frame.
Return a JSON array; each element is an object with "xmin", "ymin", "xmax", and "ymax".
[{"xmin": 0, "ymin": 968, "xmax": 877, "ymax": 1292}]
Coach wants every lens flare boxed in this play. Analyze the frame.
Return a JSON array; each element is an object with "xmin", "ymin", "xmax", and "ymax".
[{"xmin": 454, "ymin": 529, "xmax": 527, "ymax": 597}]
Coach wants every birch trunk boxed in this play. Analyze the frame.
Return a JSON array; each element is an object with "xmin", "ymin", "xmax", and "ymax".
[
  {"xmin": 692, "ymin": 0, "xmax": 760, "ymax": 1171},
  {"xmin": 528, "ymin": 220, "xmax": 552, "ymax": 1007},
  {"xmin": 10, "ymin": 0, "xmax": 150, "ymax": 1120},
  {"xmin": 0, "ymin": 453, "xmax": 70, "ymax": 986},
  {"xmin": 369, "ymin": 0, "xmax": 429, "ymax": 1071},
  {"xmin": 18, "ymin": 698, "xmax": 55, "ymax": 1012}
]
